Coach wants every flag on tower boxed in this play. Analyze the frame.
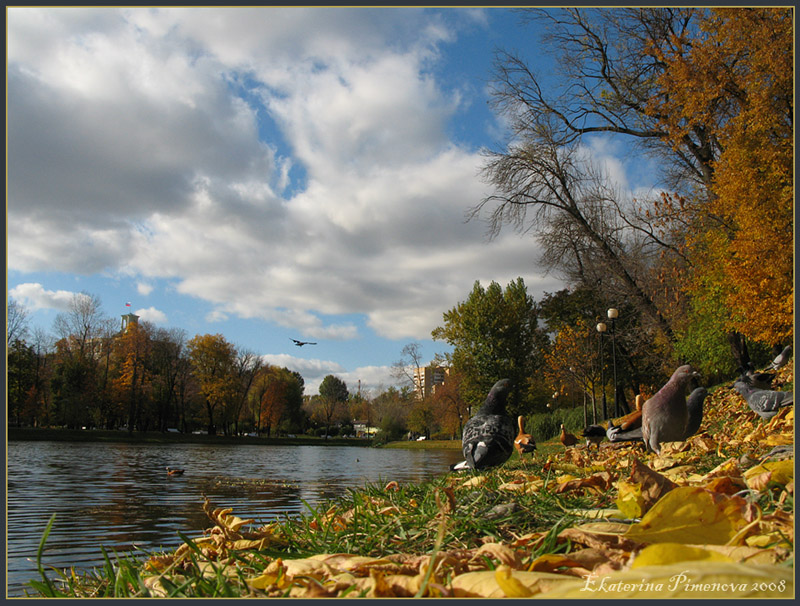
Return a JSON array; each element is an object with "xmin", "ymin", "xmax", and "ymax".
[{"xmin": 125, "ymin": 302, "xmax": 132, "ymax": 307}]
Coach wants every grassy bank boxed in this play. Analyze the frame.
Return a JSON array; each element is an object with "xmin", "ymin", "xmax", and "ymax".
[
  {"xmin": 22, "ymin": 366, "xmax": 796, "ymax": 598},
  {"xmin": 7, "ymin": 426, "xmax": 369, "ymax": 448},
  {"xmin": 381, "ymin": 439, "xmax": 462, "ymax": 451}
]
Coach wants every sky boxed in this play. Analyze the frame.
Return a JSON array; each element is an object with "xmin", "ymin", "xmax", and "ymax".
[{"xmin": 7, "ymin": 6, "xmax": 658, "ymax": 396}]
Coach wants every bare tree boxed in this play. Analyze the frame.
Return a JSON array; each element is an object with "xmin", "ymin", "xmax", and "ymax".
[
  {"xmin": 391, "ymin": 342, "xmax": 426, "ymax": 395},
  {"xmin": 498, "ymin": 7, "xmax": 716, "ymax": 194},
  {"xmin": 53, "ymin": 292, "xmax": 109, "ymax": 360},
  {"xmin": 475, "ymin": 131, "xmax": 675, "ymax": 341},
  {"xmin": 7, "ymin": 298, "xmax": 29, "ymax": 345}
]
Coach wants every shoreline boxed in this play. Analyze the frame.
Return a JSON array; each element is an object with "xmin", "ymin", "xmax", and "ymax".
[{"xmin": 6, "ymin": 426, "xmax": 371, "ymax": 447}]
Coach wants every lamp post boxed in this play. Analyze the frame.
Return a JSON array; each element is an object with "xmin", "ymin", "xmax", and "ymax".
[
  {"xmin": 607, "ymin": 308, "xmax": 619, "ymax": 417},
  {"xmin": 596, "ymin": 321, "xmax": 608, "ymax": 419}
]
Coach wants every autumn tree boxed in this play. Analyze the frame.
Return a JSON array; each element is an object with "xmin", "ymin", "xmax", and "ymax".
[
  {"xmin": 187, "ymin": 333, "xmax": 237, "ymax": 435},
  {"xmin": 407, "ymin": 396, "xmax": 437, "ymax": 440},
  {"xmin": 371, "ymin": 386, "xmax": 410, "ymax": 442},
  {"xmin": 50, "ymin": 293, "xmax": 111, "ymax": 428},
  {"xmin": 432, "ymin": 278, "xmax": 548, "ymax": 416},
  {"xmin": 649, "ymin": 7, "xmax": 793, "ymax": 349},
  {"xmin": 113, "ymin": 321, "xmax": 154, "ymax": 432},
  {"xmin": 431, "ymin": 372, "xmax": 469, "ymax": 439}
]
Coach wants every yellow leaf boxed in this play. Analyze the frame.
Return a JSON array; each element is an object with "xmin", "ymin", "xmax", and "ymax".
[
  {"xmin": 616, "ymin": 481, "xmax": 645, "ymax": 519},
  {"xmin": 743, "ymin": 460, "xmax": 794, "ymax": 488},
  {"xmin": 494, "ymin": 565, "xmax": 533, "ymax": 597},
  {"xmin": 764, "ymin": 433, "xmax": 793, "ymax": 446},
  {"xmin": 450, "ymin": 570, "xmax": 571, "ymax": 598},
  {"xmin": 247, "ymin": 571, "xmax": 282, "ymax": 590},
  {"xmin": 567, "ymin": 508, "xmax": 624, "ymax": 520},
  {"xmin": 624, "ymin": 486, "xmax": 750, "ymax": 545},
  {"xmin": 538, "ymin": 562, "xmax": 794, "ymax": 598},
  {"xmin": 461, "ymin": 476, "xmax": 488, "ymax": 488},
  {"xmin": 632, "ymin": 543, "xmax": 734, "ymax": 568}
]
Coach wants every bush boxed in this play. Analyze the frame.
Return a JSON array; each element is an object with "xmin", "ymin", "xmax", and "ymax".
[{"xmin": 525, "ymin": 406, "xmax": 592, "ymax": 442}]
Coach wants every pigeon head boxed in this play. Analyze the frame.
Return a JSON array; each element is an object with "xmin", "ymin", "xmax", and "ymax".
[
  {"xmin": 671, "ymin": 364, "xmax": 699, "ymax": 383},
  {"xmin": 478, "ymin": 379, "xmax": 511, "ymax": 414}
]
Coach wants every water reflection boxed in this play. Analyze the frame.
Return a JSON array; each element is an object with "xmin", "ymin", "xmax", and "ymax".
[{"xmin": 7, "ymin": 440, "xmax": 463, "ymax": 596}]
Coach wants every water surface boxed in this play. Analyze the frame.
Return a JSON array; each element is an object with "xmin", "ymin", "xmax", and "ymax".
[{"xmin": 7, "ymin": 440, "xmax": 463, "ymax": 596}]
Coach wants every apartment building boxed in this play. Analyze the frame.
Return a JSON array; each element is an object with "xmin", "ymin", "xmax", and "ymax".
[{"xmin": 413, "ymin": 365, "xmax": 449, "ymax": 399}]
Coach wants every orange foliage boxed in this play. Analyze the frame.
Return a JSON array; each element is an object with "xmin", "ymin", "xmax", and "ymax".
[{"xmin": 649, "ymin": 8, "xmax": 793, "ymax": 345}]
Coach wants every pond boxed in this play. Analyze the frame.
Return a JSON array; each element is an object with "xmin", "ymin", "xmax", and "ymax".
[{"xmin": 6, "ymin": 440, "xmax": 464, "ymax": 596}]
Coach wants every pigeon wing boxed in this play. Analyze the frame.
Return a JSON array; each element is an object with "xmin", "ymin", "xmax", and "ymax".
[{"xmin": 461, "ymin": 414, "xmax": 515, "ymax": 470}]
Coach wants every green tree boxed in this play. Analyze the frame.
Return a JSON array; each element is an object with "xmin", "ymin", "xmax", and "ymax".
[
  {"xmin": 431, "ymin": 278, "xmax": 548, "ymax": 416},
  {"xmin": 316, "ymin": 375, "xmax": 350, "ymax": 439}
]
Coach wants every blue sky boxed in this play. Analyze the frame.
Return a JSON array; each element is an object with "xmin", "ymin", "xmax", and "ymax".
[{"xmin": 7, "ymin": 7, "xmax": 659, "ymax": 395}]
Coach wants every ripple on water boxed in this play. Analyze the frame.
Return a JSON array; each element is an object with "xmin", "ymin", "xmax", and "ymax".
[{"xmin": 8, "ymin": 440, "xmax": 464, "ymax": 596}]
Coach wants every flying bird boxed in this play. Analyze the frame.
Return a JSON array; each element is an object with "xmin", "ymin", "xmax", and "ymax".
[
  {"xmin": 166, "ymin": 467, "xmax": 185, "ymax": 476},
  {"xmin": 559, "ymin": 424, "xmax": 578, "ymax": 449},
  {"xmin": 582, "ymin": 424, "xmax": 606, "ymax": 450},
  {"xmin": 770, "ymin": 345, "xmax": 792, "ymax": 370},
  {"xmin": 683, "ymin": 386, "xmax": 708, "ymax": 438},
  {"xmin": 514, "ymin": 415, "xmax": 537, "ymax": 457},
  {"xmin": 291, "ymin": 339, "xmax": 317, "ymax": 347},
  {"xmin": 641, "ymin": 364, "xmax": 699, "ymax": 454},
  {"xmin": 733, "ymin": 381, "xmax": 794, "ymax": 420},
  {"xmin": 451, "ymin": 379, "xmax": 516, "ymax": 471}
]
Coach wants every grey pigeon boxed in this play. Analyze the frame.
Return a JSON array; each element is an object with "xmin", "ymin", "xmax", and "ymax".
[
  {"xmin": 738, "ymin": 363, "xmax": 775, "ymax": 389},
  {"xmin": 683, "ymin": 386, "xmax": 708, "ymax": 438},
  {"xmin": 606, "ymin": 424, "xmax": 642, "ymax": 443},
  {"xmin": 641, "ymin": 364, "xmax": 699, "ymax": 454},
  {"xmin": 451, "ymin": 379, "xmax": 515, "ymax": 471},
  {"xmin": 770, "ymin": 345, "xmax": 792, "ymax": 370},
  {"xmin": 733, "ymin": 381, "xmax": 793, "ymax": 420}
]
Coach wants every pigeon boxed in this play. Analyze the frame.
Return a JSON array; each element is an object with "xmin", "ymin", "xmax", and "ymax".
[
  {"xmin": 513, "ymin": 415, "xmax": 537, "ymax": 457},
  {"xmin": 559, "ymin": 424, "xmax": 578, "ymax": 448},
  {"xmin": 738, "ymin": 366, "xmax": 776, "ymax": 390},
  {"xmin": 641, "ymin": 364, "xmax": 699, "ymax": 454},
  {"xmin": 451, "ymin": 379, "xmax": 515, "ymax": 471},
  {"xmin": 582, "ymin": 424, "xmax": 606, "ymax": 450},
  {"xmin": 683, "ymin": 386, "xmax": 708, "ymax": 438},
  {"xmin": 607, "ymin": 424, "xmax": 643, "ymax": 443},
  {"xmin": 733, "ymin": 381, "xmax": 793, "ymax": 420},
  {"xmin": 770, "ymin": 345, "xmax": 792, "ymax": 370}
]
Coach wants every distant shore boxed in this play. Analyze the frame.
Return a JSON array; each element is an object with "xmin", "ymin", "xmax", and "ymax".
[{"xmin": 6, "ymin": 426, "xmax": 370, "ymax": 447}]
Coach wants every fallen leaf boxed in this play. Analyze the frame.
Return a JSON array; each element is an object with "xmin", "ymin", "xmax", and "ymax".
[
  {"xmin": 631, "ymin": 542, "xmax": 734, "ymax": 568},
  {"xmin": 616, "ymin": 481, "xmax": 645, "ymax": 519},
  {"xmin": 624, "ymin": 486, "xmax": 751, "ymax": 545},
  {"xmin": 538, "ymin": 561, "xmax": 794, "ymax": 598},
  {"xmin": 450, "ymin": 569, "xmax": 571, "ymax": 598},
  {"xmin": 744, "ymin": 460, "xmax": 794, "ymax": 489}
]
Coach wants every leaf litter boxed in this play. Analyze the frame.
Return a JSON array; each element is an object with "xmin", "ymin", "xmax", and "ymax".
[{"xmin": 86, "ymin": 366, "xmax": 798, "ymax": 597}]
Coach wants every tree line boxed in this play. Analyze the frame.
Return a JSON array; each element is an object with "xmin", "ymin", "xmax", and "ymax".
[{"xmin": 7, "ymin": 8, "xmax": 792, "ymax": 441}]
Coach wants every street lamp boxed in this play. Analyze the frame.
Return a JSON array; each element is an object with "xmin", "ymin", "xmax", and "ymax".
[
  {"xmin": 607, "ymin": 308, "xmax": 619, "ymax": 417},
  {"xmin": 596, "ymin": 321, "xmax": 608, "ymax": 419}
]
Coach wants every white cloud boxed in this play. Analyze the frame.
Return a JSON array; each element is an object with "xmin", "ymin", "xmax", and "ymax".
[
  {"xmin": 7, "ymin": 7, "xmax": 565, "ymax": 347},
  {"xmin": 136, "ymin": 282, "xmax": 154, "ymax": 296},
  {"xmin": 9, "ymin": 283, "xmax": 80, "ymax": 312},
  {"xmin": 135, "ymin": 306, "xmax": 168, "ymax": 325}
]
